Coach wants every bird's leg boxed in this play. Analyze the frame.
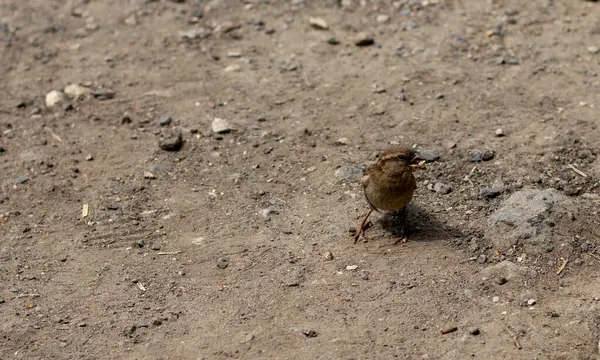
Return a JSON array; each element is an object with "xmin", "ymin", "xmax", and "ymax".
[
  {"xmin": 354, "ymin": 209, "xmax": 374, "ymax": 243},
  {"xmin": 393, "ymin": 207, "xmax": 409, "ymax": 244}
]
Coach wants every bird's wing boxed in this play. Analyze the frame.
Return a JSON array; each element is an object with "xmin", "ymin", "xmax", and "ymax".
[{"xmin": 361, "ymin": 173, "xmax": 380, "ymax": 213}]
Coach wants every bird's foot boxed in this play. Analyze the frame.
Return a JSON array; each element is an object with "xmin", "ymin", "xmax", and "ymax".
[
  {"xmin": 392, "ymin": 208, "xmax": 409, "ymax": 244},
  {"xmin": 354, "ymin": 209, "xmax": 374, "ymax": 243}
]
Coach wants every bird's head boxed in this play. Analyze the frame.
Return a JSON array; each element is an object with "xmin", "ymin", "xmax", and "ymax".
[{"xmin": 378, "ymin": 146, "xmax": 426, "ymax": 172}]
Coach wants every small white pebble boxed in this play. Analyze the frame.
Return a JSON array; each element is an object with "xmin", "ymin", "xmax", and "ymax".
[
  {"xmin": 495, "ymin": 128, "xmax": 504, "ymax": 137},
  {"xmin": 492, "ymin": 296, "xmax": 500, "ymax": 303},
  {"xmin": 346, "ymin": 265, "xmax": 359, "ymax": 271},
  {"xmin": 527, "ymin": 298, "xmax": 537, "ymax": 306}
]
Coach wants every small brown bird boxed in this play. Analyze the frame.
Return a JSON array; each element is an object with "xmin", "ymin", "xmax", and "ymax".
[{"xmin": 354, "ymin": 145, "xmax": 425, "ymax": 243}]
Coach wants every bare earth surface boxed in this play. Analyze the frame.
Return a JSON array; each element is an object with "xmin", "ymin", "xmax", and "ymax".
[{"xmin": 2, "ymin": 0, "xmax": 600, "ymax": 359}]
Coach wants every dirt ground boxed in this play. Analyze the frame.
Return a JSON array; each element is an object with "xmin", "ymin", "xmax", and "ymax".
[{"xmin": 2, "ymin": 0, "xmax": 600, "ymax": 359}]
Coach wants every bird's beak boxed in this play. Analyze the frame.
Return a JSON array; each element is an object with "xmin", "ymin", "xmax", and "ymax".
[{"xmin": 409, "ymin": 160, "xmax": 426, "ymax": 171}]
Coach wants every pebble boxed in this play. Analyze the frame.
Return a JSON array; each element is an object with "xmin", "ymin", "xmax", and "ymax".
[
  {"xmin": 179, "ymin": 27, "xmax": 212, "ymax": 39},
  {"xmin": 495, "ymin": 128, "xmax": 504, "ymax": 137},
  {"xmin": 45, "ymin": 90, "xmax": 65, "ymax": 107},
  {"xmin": 325, "ymin": 251, "xmax": 334, "ymax": 260},
  {"xmin": 212, "ymin": 118, "xmax": 234, "ymax": 133},
  {"xmin": 159, "ymin": 116, "xmax": 172, "ymax": 126},
  {"xmin": 120, "ymin": 114, "xmax": 132, "ymax": 124},
  {"xmin": 477, "ymin": 254, "xmax": 488, "ymax": 264},
  {"xmin": 354, "ymin": 33, "xmax": 374, "ymax": 46},
  {"xmin": 415, "ymin": 149, "xmax": 440, "ymax": 162},
  {"xmin": 433, "ymin": 182, "xmax": 452, "ymax": 194},
  {"xmin": 468, "ymin": 327, "xmax": 480, "ymax": 335},
  {"xmin": 492, "ymin": 296, "xmax": 500, "ymax": 303},
  {"xmin": 240, "ymin": 333, "xmax": 254, "ymax": 343},
  {"xmin": 335, "ymin": 137, "xmax": 351, "ymax": 146},
  {"xmin": 144, "ymin": 171, "xmax": 156, "ymax": 179},
  {"xmin": 588, "ymin": 46, "xmax": 600, "ymax": 54},
  {"xmin": 508, "ymin": 58, "xmax": 519, "ymax": 65},
  {"xmin": 309, "ymin": 17, "xmax": 328, "ymax": 30},
  {"xmin": 159, "ymin": 131, "xmax": 183, "ymax": 151},
  {"xmin": 124, "ymin": 14, "xmax": 137, "ymax": 26},
  {"xmin": 334, "ymin": 166, "xmax": 364, "ymax": 182},
  {"xmin": 302, "ymin": 329, "xmax": 318, "ymax": 338},
  {"xmin": 0, "ymin": 145, "xmax": 5, "ymax": 153},
  {"xmin": 376, "ymin": 14, "xmax": 390, "ymax": 23},
  {"xmin": 527, "ymin": 299, "xmax": 537, "ymax": 306},
  {"xmin": 64, "ymin": 84, "xmax": 91, "ymax": 99},
  {"xmin": 0, "ymin": 296, "xmax": 4, "ymax": 304},
  {"xmin": 327, "ymin": 37, "xmax": 340, "ymax": 45},
  {"xmin": 151, "ymin": 243, "xmax": 161, "ymax": 251},
  {"xmin": 479, "ymin": 188, "xmax": 501, "ymax": 199},
  {"xmin": 472, "ymin": 149, "xmax": 495, "ymax": 162},
  {"xmin": 216, "ymin": 257, "xmax": 229, "ymax": 269},
  {"xmin": 224, "ymin": 64, "xmax": 242, "ymax": 73},
  {"xmin": 468, "ymin": 238, "xmax": 479, "ymax": 252},
  {"xmin": 496, "ymin": 277, "xmax": 508, "ymax": 285},
  {"xmin": 260, "ymin": 207, "xmax": 279, "ymax": 217},
  {"xmin": 93, "ymin": 89, "xmax": 116, "ymax": 100},
  {"xmin": 346, "ymin": 265, "xmax": 359, "ymax": 270},
  {"xmin": 85, "ymin": 154, "xmax": 94, "ymax": 161},
  {"xmin": 14, "ymin": 176, "xmax": 30, "ymax": 184}
]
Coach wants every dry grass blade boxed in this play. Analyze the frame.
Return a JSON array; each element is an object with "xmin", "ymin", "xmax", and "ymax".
[
  {"xmin": 556, "ymin": 257, "xmax": 569, "ymax": 275},
  {"xmin": 568, "ymin": 164, "xmax": 588, "ymax": 178}
]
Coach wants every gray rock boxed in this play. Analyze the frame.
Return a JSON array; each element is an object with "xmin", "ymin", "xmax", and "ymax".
[
  {"xmin": 93, "ymin": 89, "xmax": 115, "ymax": 100},
  {"xmin": 216, "ymin": 257, "xmax": 229, "ymax": 269},
  {"xmin": 14, "ymin": 176, "xmax": 30, "ymax": 184},
  {"xmin": 479, "ymin": 188, "xmax": 501, "ymax": 199},
  {"xmin": 159, "ymin": 116, "xmax": 172, "ymax": 126},
  {"xmin": 477, "ymin": 254, "xmax": 488, "ymax": 264},
  {"xmin": 472, "ymin": 149, "xmax": 495, "ymax": 162},
  {"xmin": 334, "ymin": 166, "xmax": 364, "ymax": 182},
  {"xmin": 486, "ymin": 189, "xmax": 579, "ymax": 252},
  {"xmin": 415, "ymin": 148, "xmax": 440, "ymax": 162},
  {"xmin": 481, "ymin": 260, "xmax": 530, "ymax": 281},
  {"xmin": 159, "ymin": 131, "xmax": 183, "ymax": 151},
  {"xmin": 433, "ymin": 182, "xmax": 452, "ymax": 194}
]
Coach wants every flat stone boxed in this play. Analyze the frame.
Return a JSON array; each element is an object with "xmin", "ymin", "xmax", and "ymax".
[
  {"xmin": 93, "ymin": 89, "xmax": 115, "ymax": 100},
  {"xmin": 354, "ymin": 32, "xmax": 374, "ymax": 46},
  {"xmin": 334, "ymin": 166, "xmax": 364, "ymax": 182},
  {"xmin": 309, "ymin": 17, "xmax": 328, "ymax": 30},
  {"xmin": 481, "ymin": 260, "xmax": 530, "ymax": 281},
  {"xmin": 64, "ymin": 84, "xmax": 92, "ymax": 99},
  {"xmin": 211, "ymin": 118, "xmax": 234, "ymax": 133},
  {"xmin": 376, "ymin": 14, "xmax": 390, "ymax": 23},
  {"xmin": 415, "ymin": 148, "xmax": 440, "ymax": 162},
  {"xmin": 14, "ymin": 176, "xmax": 30, "ymax": 184}
]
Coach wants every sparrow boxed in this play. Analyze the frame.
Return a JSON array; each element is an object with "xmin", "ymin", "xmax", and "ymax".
[{"xmin": 354, "ymin": 145, "xmax": 425, "ymax": 243}]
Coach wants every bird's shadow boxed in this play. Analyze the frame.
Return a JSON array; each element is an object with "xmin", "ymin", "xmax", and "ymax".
[{"xmin": 377, "ymin": 203, "xmax": 461, "ymax": 243}]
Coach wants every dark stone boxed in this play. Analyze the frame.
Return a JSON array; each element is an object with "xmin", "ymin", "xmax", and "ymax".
[{"xmin": 159, "ymin": 131, "xmax": 183, "ymax": 151}]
